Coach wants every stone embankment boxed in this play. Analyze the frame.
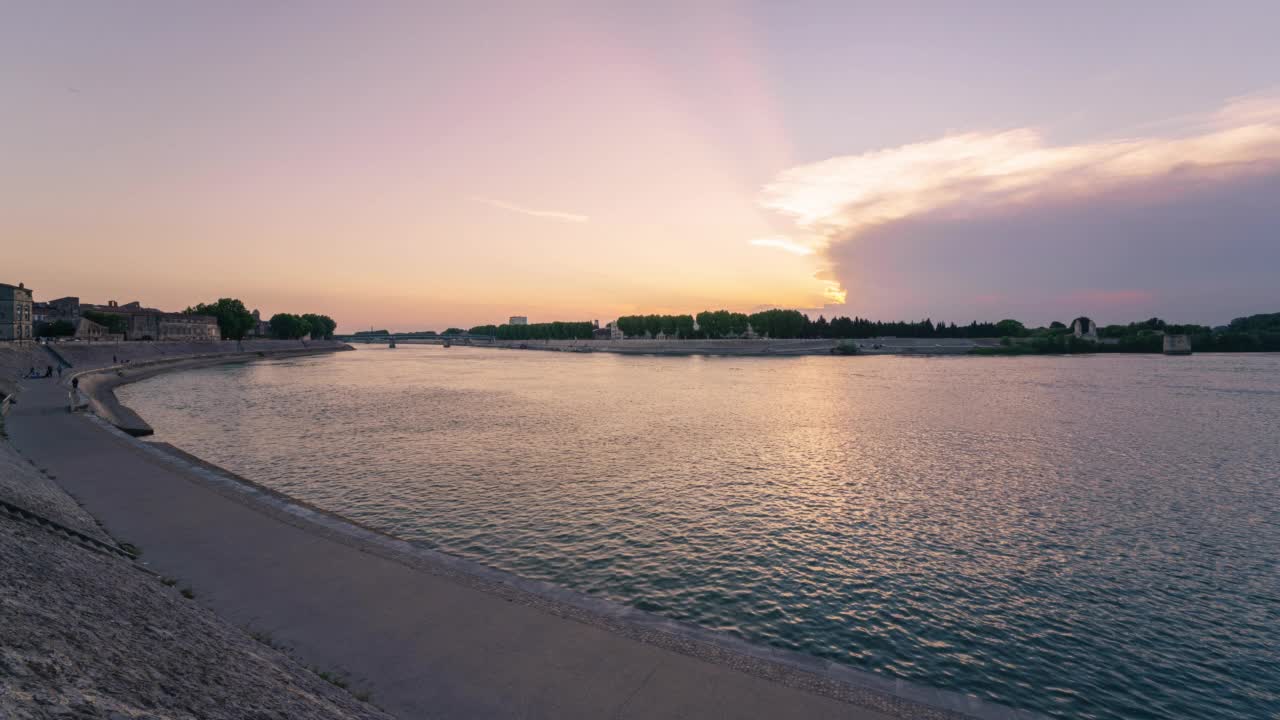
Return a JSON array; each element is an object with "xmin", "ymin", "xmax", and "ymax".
[
  {"xmin": 3, "ymin": 339, "xmax": 379, "ymax": 717},
  {"xmin": 1, "ymin": 344, "xmax": 49, "ymax": 399},
  {"xmin": 0, "ymin": 438, "xmax": 391, "ymax": 719},
  {"xmin": 51, "ymin": 339, "xmax": 337, "ymax": 369},
  {"xmin": 58, "ymin": 340, "xmax": 351, "ymax": 436}
]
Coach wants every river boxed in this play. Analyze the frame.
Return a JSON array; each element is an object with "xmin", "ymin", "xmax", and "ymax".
[{"xmin": 118, "ymin": 346, "xmax": 1280, "ymax": 720}]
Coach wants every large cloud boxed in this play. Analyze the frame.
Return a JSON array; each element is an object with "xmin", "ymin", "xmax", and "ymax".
[
  {"xmin": 827, "ymin": 160, "xmax": 1280, "ymax": 325},
  {"xmin": 756, "ymin": 96, "xmax": 1280, "ymax": 322}
]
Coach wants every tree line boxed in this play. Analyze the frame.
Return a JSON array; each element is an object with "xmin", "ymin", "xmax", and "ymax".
[
  {"xmin": 392, "ymin": 309, "xmax": 1280, "ymax": 352},
  {"xmin": 467, "ymin": 321, "xmax": 595, "ymax": 340},
  {"xmin": 613, "ymin": 309, "xmax": 1016, "ymax": 339},
  {"xmin": 977, "ymin": 313, "xmax": 1280, "ymax": 354},
  {"xmin": 185, "ymin": 299, "xmax": 336, "ymax": 340},
  {"xmin": 268, "ymin": 312, "xmax": 337, "ymax": 340}
]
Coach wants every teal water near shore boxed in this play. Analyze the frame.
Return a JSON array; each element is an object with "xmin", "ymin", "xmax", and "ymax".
[{"xmin": 119, "ymin": 347, "xmax": 1280, "ymax": 720}]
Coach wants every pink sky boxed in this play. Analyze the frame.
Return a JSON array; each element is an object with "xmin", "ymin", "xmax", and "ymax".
[{"xmin": 3, "ymin": 3, "xmax": 1278, "ymax": 330}]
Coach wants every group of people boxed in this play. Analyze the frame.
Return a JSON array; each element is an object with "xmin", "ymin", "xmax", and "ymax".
[{"xmin": 23, "ymin": 365, "xmax": 62, "ymax": 379}]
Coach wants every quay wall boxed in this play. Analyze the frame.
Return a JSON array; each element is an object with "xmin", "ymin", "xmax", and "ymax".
[
  {"xmin": 68, "ymin": 340, "xmax": 351, "ymax": 436},
  {"xmin": 54, "ymin": 338, "xmax": 338, "ymax": 368},
  {"xmin": 0, "ymin": 343, "xmax": 45, "ymax": 384}
]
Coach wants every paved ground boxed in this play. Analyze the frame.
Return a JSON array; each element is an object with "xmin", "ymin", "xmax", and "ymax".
[{"xmin": 6, "ymin": 369, "xmax": 1011, "ymax": 719}]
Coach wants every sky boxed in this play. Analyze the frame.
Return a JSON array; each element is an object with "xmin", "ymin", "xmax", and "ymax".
[{"xmin": 3, "ymin": 1, "xmax": 1278, "ymax": 331}]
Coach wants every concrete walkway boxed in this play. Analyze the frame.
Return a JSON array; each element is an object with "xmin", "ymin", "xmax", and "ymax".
[{"xmin": 5, "ymin": 374, "xmax": 1010, "ymax": 720}]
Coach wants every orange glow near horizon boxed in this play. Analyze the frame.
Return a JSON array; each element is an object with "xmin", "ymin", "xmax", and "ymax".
[
  {"xmin": 2, "ymin": 5, "xmax": 827, "ymax": 331},
  {"xmin": 4, "ymin": 6, "xmax": 1280, "ymax": 331}
]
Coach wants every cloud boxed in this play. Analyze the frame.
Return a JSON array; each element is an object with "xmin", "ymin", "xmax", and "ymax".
[
  {"xmin": 823, "ymin": 165, "xmax": 1280, "ymax": 325},
  {"xmin": 472, "ymin": 196, "xmax": 589, "ymax": 223},
  {"xmin": 761, "ymin": 95, "xmax": 1280, "ymax": 241},
  {"xmin": 749, "ymin": 236, "xmax": 816, "ymax": 255}
]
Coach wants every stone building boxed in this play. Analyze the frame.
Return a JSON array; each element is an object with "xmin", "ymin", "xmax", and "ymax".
[
  {"xmin": 31, "ymin": 297, "xmax": 84, "ymax": 336},
  {"xmin": 74, "ymin": 317, "xmax": 120, "ymax": 342},
  {"xmin": 1071, "ymin": 317, "xmax": 1098, "ymax": 341},
  {"xmin": 83, "ymin": 300, "xmax": 220, "ymax": 341},
  {"xmin": 249, "ymin": 309, "xmax": 272, "ymax": 338},
  {"xmin": 32, "ymin": 302, "xmax": 54, "ymax": 326},
  {"xmin": 0, "ymin": 282, "xmax": 34, "ymax": 341},
  {"xmin": 48, "ymin": 297, "xmax": 82, "ymax": 323}
]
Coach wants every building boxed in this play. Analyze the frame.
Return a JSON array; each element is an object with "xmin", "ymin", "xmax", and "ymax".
[
  {"xmin": 83, "ymin": 300, "xmax": 220, "ymax": 341},
  {"xmin": 249, "ymin": 309, "xmax": 272, "ymax": 338},
  {"xmin": 158, "ymin": 313, "xmax": 222, "ymax": 340},
  {"xmin": 1071, "ymin": 317, "xmax": 1098, "ymax": 341},
  {"xmin": 509, "ymin": 316, "xmax": 528, "ymax": 326},
  {"xmin": 48, "ymin": 297, "xmax": 82, "ymax": 323},
  {"xmin": 31, "ymin": 296, "xmax": 83, "ymax": 336},
  {"xmin": 74, "ymin": 317, "xmax": 121, "ymax": 342},
  {"xmin": 0, "ymin": 282, "xmax": 34, "ymax": 341},
  {"xmin": 32, "ymin": 301, "xmax": 54, "ymax": 325},
  {"xmin": 1163, "ymin": 334, "xmax": 1192, "ymax": 355}
]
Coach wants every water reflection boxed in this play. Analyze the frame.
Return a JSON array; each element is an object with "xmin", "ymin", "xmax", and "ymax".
[{"xmin": 120, "ymin": 347, "xmax": 1280, "ymax": 720}]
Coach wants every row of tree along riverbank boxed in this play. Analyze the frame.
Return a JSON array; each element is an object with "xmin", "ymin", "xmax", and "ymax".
[
  {"xmin": 975, "ymin": 313, "xmax": 1280, "ymax": 354},
  {"xmin": 453, "ymin": 308, "xmax": 1280, "ymax": 353}
]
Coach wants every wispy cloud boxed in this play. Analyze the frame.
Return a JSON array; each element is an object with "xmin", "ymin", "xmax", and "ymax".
[
  {"xmin": 749, "ymin": 236, "xmax": 816, "ymax": 255},
  {"xmin": 472, "ymin": 196, "xmax": 589, "ymax": 223}
]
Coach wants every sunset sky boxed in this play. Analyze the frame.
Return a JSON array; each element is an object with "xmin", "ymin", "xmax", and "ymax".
[{"xmin": 4, "ymin": 2, "xmax": 1278, "ymax": 331}]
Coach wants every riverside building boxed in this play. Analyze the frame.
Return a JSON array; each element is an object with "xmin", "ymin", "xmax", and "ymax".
[
  {"xmin": 0, "ymin": 282, "xmax": 34, "ymax": 341},
  {"xmin": 82, "ymin": 300, "xmax": 221, "ymax": 341}
]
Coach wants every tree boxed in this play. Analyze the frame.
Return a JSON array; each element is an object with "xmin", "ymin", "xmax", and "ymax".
[
  {"xmin": 269, "ymin": 313, "xmax": 311, "ymax": 339},
  {"xmin": 1049, "ymin": 321, "xmax": 1066, "ymax": 329},
  {"xmin": 490, "ymin": 320, "xmax": 594, "ymax": 340},
  {"xmin": 82, "ymin": 310, "xmax": 129, "ymax": 335},
  {"xmin": 995, "ymin": 319, "xmax": 1028, "ymax": 337},
  {"xmin": 35, "ymin": 319, "xmax": 76, "ymax": 337},
  {"xmin": 186, "ymin": 298, "xmax": 255, "ymax": 340},
  {"xmin": 300, "ymin": 314, "xmax": 337, "ymax": 339},
  {"xmin": 672, "ymin": 314, "xmax": 695, "ymax": 338},
  {"xmin": 442, "ymin": 327, "xmax": 465, "ymax": 335},
  {"xmin": 747, "ymin": 309, "xmax": 808, "ymax": 338}
]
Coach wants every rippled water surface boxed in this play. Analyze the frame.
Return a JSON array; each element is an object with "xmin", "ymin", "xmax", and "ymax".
[{"xmin": 120, "ymin": 347, "xmax": 1280, "ymax": 719}]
